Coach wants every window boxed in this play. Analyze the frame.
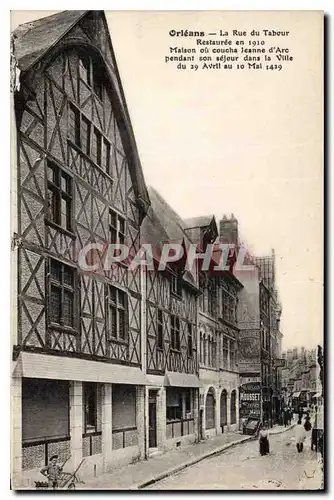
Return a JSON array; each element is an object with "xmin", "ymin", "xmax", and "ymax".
[
  {"xmin": 68, "ymin": 104, "xmax": 80, "ymax": 147},
  {"xmin": 47, "ymin": 161, "xmax": 73, "ymax": 232},
  {"xmin": 171, "ymin": 315, "xmax": 180, "ymax": 351},
  {"xmin": 187, "ymin": 323, "xmax": 193, "ymax": 357},
  {"xmin": 81, "ymin": 116, "xmax": 91, "ymax": 155},
  {"xmin": 83, "ymin": 382, "xmax": 97, "ymax": 433},
  {"xmin": 223, "ymin": 337, "xmax": 229, "ymax": 368},
  {"xmin": 157, "ymin": 309, "xmax": 163, "ymax": 349},
  {"xmin": 109, "ymin": 209, "xmax": 126, "ymax": 246},
  {"xmin": 91, "ymin": 127, "xmax": 102, "ymax": 166},
  {"xmin": 49, "ymin": 259, "xmax": 75, "ymax": 328},
  {"xmin": 230, "ymin": 341, "xmax": 236, "ymax": 371},
  {"xmin": 67, "ymin": 104, "xmax": 111, "ymax": 172},
  {"xmin": 170, "ymin": 273, "xmax": 182, "ymax": 296},
  {"xmin": 102, "ymin": 138, "xmax": 111, "ymax": 173},
  {"xmin": 79, "ymin": 53, "xmax": 104, "ymax": 100},
  {"xmin": 108, "ymin": 286, "xmax": 128, "ymax": 341},
  {"xmin": 208, "ymin": 281, "xmax": 215, "ymax": 317},
  {"xmin": 166, "ymin": 389, "xmax": 182, "ymax": 421}
]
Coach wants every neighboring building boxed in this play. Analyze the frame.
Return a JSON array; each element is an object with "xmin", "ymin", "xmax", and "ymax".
[
  {"xmin": 222, "ymin": 215, "xmax": 284, "ymax": 426},
  {"xmin": 141, "ymin": 187, "xmax": 201, "ymax": 453},
  {"xmin": 11, "ymin": 10, "xmax": 151, "ymax": 487}
]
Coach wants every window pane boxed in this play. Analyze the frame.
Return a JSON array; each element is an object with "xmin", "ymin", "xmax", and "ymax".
[
  {"xmin": 109, "ymin": 210, "xmax": 117, "ymax": 228},
  {"xmin": 47, "ymin": 163, "xmax": 57, "ymax": 183},
  {"xmin": 119, "ymin": 309, "xmax": 126, "ymax": 340},
  {"xmin": 102, "ymin": 139, "xmax": 110, "ymax": 172},
  {"xmin": 63, "ymin": 265, "xmax": 74, "ymax": 287},
  {"xmin": 51, "ymin": 260, "xmax": 61, "ymax": 282},
  {"xmin": 81, "ymin": 117, "xmax": 90, "ymax": 155},
  {"xmin": 91, "ymin": 128, "xmax": 102, "ymax": 165},
  {"xmin": 109, "ymin": 305, "xmax": 117, "ymax": 337},
  {"xmin": 109, "ymin": 227, "xmax": 117, "ymax": 244},
  {"xmin": 63, "ymin": 290, "xmax": 74, "ymax": 327},
  {"xmin": 118, "ymin": 290, "xmax": 126, "ymax": 308},
  {"xmin": 61, "ymin": 197, "xmax": 71, "ymax": 230},
  {"xmin": 109, "ymin": 286, "xmax": 116, "ymax": 304},
  {"xmin": 119, "ymin": 217, "xmax": 125, "ymax": 235},
  {"xmin": 47, "ymin": 187, "xmax": 58, "ymax": 223},
  {"xmin": 50, "ymin": 285, "xmax": 61, "ymax": 323}
]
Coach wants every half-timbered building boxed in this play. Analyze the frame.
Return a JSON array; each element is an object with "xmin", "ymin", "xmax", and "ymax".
[
  {"xmin": 141, "ymin": 187, "xmax": 200, "ymax": 453},
  {"xmin": 11, "ymin": 10, "xmax": 150, "ymax": 487}
]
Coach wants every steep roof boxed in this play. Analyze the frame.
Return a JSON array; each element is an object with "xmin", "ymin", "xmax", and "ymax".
[
  {"xmin": 11, "ymin": 10, "xmax": 150, "ymax": 213},
  {"xmin": 141, "ymin": 187, "xmax": 197, "ymax": 289},
  {"xmin": 183, "ymin": 215, "xmax": 215, "ymax": 229},
  {"xmin": 12, "ymin": 10, "xmax": 87, "ymax": 71}
]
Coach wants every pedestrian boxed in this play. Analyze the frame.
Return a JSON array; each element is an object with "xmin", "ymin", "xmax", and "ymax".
[
  {"xmin": 283, "ymin": 408, "xmax": 289, "ymax": 428},
  {"xmin": 304, "ymin": 414, "xmax": 312, "ymax": 432},
  {"xmin": 259, "ymin": 426, "xmax": 270, "ymax": 456},
  {"xmin": 288, "ymin": 407, "xmax": 292, "ymax": 425},
  {"xmin": 40, "ymin": 454, "xmax": 63, "ymax": 489},
  {"xmin": 295, "ymin": 418, "xmax": 306, "ymax": 453}
]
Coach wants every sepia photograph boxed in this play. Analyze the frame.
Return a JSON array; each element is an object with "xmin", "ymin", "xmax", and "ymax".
[{"xmin": 10, "ymin": 9, "xmax": 324, "ymax": 490}]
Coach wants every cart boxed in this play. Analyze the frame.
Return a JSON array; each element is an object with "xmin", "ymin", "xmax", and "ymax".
[{"xmin": 35, "ymin": 458, "xmax": 85, "ymax": 490}]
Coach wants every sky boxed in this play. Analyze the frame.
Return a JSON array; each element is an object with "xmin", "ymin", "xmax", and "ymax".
[{"xmin": 10, "ymin": 10, "xmax": 323, "ymax": 350}]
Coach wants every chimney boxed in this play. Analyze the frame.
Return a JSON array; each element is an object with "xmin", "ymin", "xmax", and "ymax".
[{"xmin": 219, "ymin": 213, "xmax": 239, "ymax": 245}]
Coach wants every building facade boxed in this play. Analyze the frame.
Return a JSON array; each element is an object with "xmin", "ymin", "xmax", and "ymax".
[
  {"xmin": 11, "ymin": 10, "xmax": 151, "ymax": 487},
  {"xmin": 11, "ymin": 10, "xmax": 285, "ymax": 489},
  {"xmin": 141, "ymin": 187, "xmax": 200, "ymax": 454}
]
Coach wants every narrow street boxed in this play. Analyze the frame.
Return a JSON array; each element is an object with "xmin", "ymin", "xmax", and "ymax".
[{"xmin": 146, "ymin": 428, "xmax": 321, "ymax": 490}]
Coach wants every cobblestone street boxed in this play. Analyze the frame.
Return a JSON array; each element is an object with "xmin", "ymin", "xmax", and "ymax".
[{"xmin": 146, "ymin": 428, "xmax": 323, "ymax": 490}]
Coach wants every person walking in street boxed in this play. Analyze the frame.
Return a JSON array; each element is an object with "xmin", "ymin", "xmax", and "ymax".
[
  {"xmin": 295, "ymin": 418, "xmax": 307, "ymax": 453},
  {"xmin": 259, "ymin": 426, "xmax": 270, "ymax": 456},
  {"xmin": 283, "ymin": 408, "xmax": 289, "ymax": 427}
]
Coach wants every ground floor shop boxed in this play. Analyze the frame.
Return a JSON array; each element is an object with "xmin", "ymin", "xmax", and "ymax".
[
  {"xmin": 11, "ymin": 353, "xmax": 147, "ymax": 488},
  {"xmin": 146, "ymin": 373, "xmax": 200, "ymax": 454}
]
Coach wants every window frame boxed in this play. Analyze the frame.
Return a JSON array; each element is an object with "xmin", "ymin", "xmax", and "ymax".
[
  {"xmin": 170, "ymin": 315, "xmax": 180, "ymax": 351},
  {"xmin": 170, "ymin": 272, "xmax": 182, "ymax": 298},
  {"xmin": 107, "ymin": 285, "xmax": 128, "ymax": 343},
  {"xmin": 109, "ymin": 209, "xmax": 126, "ymax": 247},
  {"xmin": 67, "ymin": 102, "xmax": 112, "ymax": 175},
  {"xmin": 48, "ymin": 258, "xmax": 76, "ymax": 331},
  {"xmin": 46, "ymin": 161, "xmax": 73, "ymax": 233}
]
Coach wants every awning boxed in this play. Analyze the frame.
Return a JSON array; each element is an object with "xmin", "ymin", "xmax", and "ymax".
[
  {"xmin": 292, "ymin": 391, "xmax": 301, "ymax": 398},
  {"xmin": 313, "ymin": 392, "xmax": 322, "ymax": 398},
  {"xmin": 12, "ymin": 351, "xmax": 148, "ymax": 385},
  {"xmin": 164, "ymin": 371, "xmax": 200, "ymax": 388}
]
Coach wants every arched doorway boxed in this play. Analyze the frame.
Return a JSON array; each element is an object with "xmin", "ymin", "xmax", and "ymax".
[
  {"xmin": 220, "ymin": 390, "xmax": 227, "ymax": 428},
  {"xmin": 230, "ymin": 390, "xmax": 236, "ymax": 424},
  {"xmin": 205, "ymin": 388, "xmax": 215, "ymax": 429}
]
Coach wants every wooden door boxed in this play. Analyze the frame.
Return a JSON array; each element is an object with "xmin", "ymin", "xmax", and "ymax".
[{"xmin": 148, "ymin": 391, "xmax": 157, "ymax": 448}]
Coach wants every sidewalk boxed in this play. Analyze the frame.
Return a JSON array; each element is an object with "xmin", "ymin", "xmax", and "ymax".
[{"xmin": 79, "ymin": 424, "xmax": 295, "ymax": 490}]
